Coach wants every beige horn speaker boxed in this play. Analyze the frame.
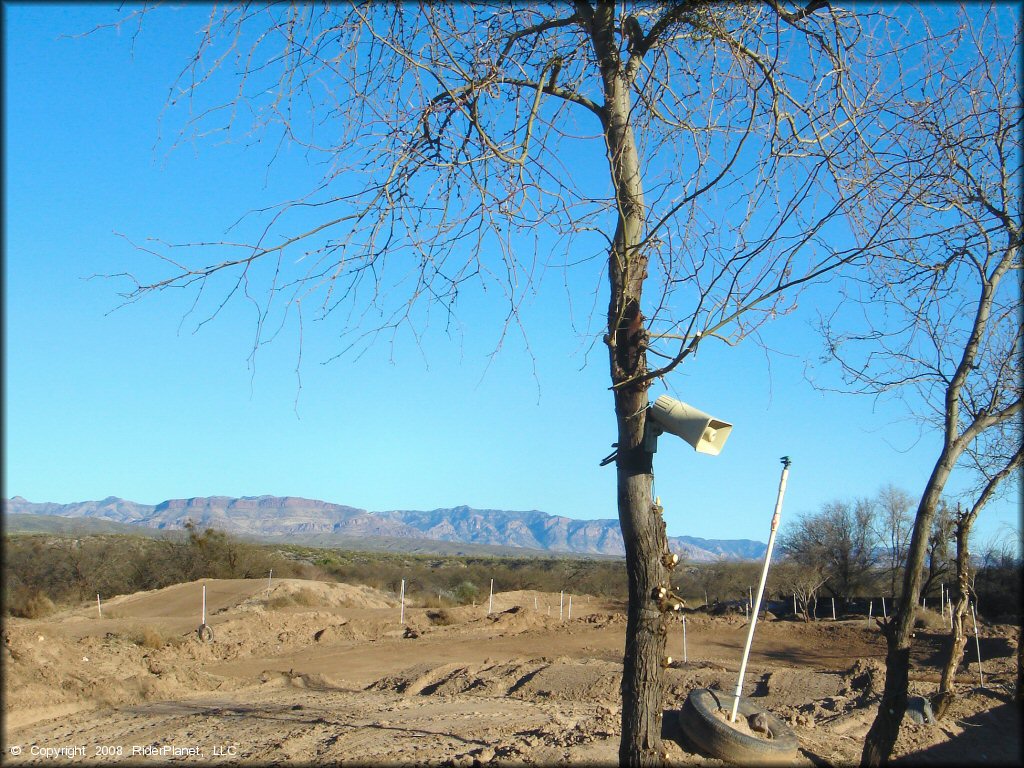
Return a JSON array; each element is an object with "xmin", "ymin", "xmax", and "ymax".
[{"xmin": 648, "ymin": 395, "xmax": 733, "ymax": 455}]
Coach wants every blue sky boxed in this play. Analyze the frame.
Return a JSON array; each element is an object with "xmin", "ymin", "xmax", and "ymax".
[{"xmin": 3, "ymin": 4, "xmax": 1020, "ymax": 550}]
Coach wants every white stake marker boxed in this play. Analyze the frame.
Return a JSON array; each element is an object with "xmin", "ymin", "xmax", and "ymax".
[
  {"xmin": 560, "ymin": 591, "xmax": 564, "ymax": 621},
  {"xmin": 682, "ymin": 616, "xmax": 687, "ymax": 663},
  {"xmin": 488, "ymin": 579, "xmax": 494, "ymax": 615},
  {"xmin": 731, "ymin": 456, "xmax": 791, "ymax": 723},
  {"xmin": 832, "ymin": 597, "xmax": 836, "ymax": 621},
  {"xmin": 867, "ymin": 600, "xmax": 873, "ymax": 627},
  {"xmin": 568, "ymin": 595, "xmax": 572, "ymax": 621},
  {"xmin": 970, "ymin": 602, "xmax": 984, "ymax": 687},
  {"xmin": 97, "ymin": 593, "xmax": 102, "ymax": 618},
  {"xmin": 202, "ymin": 584, "xmax": 207, "ymax": 625},
  {"xmin": 268, "ymin": 569, "xmax": 273, "ymax": 595},
  {"xmin": 882, "ymin": 596, "xmax": 887, "ymax": 620},
  {"xmin": 400, "ymin": 579, "xmax": 406, "ymax": 624}
]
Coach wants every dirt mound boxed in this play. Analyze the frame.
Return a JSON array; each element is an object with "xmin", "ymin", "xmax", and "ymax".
[{"xmin": 242, "ymin": 578, "xmax": 397, "ymax": 610}]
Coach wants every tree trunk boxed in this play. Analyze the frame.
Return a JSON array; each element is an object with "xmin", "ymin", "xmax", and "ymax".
[
  {"xmin": 616, "ymin": 393, "xmax": 668, "ymax": 766},
  {"xmin": 861, "ymin": 452, "xmax": 954, "ymax": 766},
  {"xmin": 1017, "ymin": 621, "xmax": 1023, "ymax": 704},
  {"xmin": 933, "ymin": 518, "xmax": 970, "ymax": 720},
  {"xmin": 585, "ymin": 5, "xmax": 669, "ymax": 761}
]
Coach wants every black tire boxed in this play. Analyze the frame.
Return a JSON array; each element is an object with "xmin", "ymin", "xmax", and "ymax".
[
  {"xmin": 197, "ymin": 623, "xmax": 214, "ymax": 643},
  {"xmin": 680, "ymin": 688, "xmax": 798, "ymax": 764}
]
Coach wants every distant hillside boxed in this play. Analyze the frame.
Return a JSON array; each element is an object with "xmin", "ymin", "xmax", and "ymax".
[{"xmin": 3, "ymin": 496, "xmax": 766, "ymax": 561}]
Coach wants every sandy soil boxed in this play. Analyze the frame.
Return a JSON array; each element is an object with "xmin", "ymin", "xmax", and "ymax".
[{"xmin": 3, "ymin": 578, "xmax": 1020, "ymax": 766}]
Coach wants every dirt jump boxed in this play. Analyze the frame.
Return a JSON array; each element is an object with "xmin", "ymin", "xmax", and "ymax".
[{"xmin": 3, "ymin": 578, "xmax": 1020, "ymax": 765}]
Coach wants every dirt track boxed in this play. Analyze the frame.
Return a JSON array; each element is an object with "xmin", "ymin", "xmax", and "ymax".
[{"xmin": 3, "ymin": 578, "xmax": 1020, "ymax": 765}]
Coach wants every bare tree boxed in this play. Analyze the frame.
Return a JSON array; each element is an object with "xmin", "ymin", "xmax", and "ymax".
[
  {"xmin": 873, "ymin": 483, "xmax": 915, "ymax": 599},
  {"xmin": 96, "ymin": 4, "xmax": 919, "ymax": 762},
  {"xmin": 934, "ymin": 445, "xmax": 1022, "ymax": 719},
  {"xmin": 920, "ymin": 499, "xmax": 955, "ymax": 600},
  {"xmin": 773, "ymin": 560, "xmax": 827, "ymax": 622},
  {"xmin": 780, "ymin": 499, "xmax": 878, "ymax": 604},
  {"xmin": 812, "ymin": 6, "xmax": 1021, "ymax": 763}
]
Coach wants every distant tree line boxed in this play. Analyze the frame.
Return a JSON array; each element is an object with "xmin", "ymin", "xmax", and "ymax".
[
  {"xmin": 6, "ymin": 513, "xmax": 1015, "ymax": 624},
  {"xmin": 3, "ymin": 522, "xmax": 312, "ymax": 618},
  {"xmin": 2, "ymin": 524, "xmax": 630, "ymax": 618},
  {"xmin": 774, "ymin": 485, "xmax": 1020, "ymax": 621}
]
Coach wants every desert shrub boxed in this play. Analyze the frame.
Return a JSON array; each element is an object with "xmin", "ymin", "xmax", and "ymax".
[
  {"xmin": 266, "ymin": 588, "xmax": 319, "ymax": 609},
  {"xmin": 291, "ymin": 587, "xmax": 319, "ymax": 607},
  {"xmin": 913, "ymin": 606, "xmax": 947, "ymax": 630},
  {"xmin": 266, "ymin": 594, "xmax": 295, "ymax": 609},
  {"xmin": 137, "ymin": 626, "xmax": 165, "ymax": 649},
  {"xmin": 452, "ymin": 580, "xmax": 480, "ymax": 605},
  {"xmin": 426, "ymin": 608, "xmax": 456, "ymax": 626},
  {"xmin": 8, "ymin": 588, "xmax": 56, "ymax": 619}
]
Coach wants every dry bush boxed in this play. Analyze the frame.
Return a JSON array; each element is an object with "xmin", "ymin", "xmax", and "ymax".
[
  {"xmin": 136, "ymin": 626, "xmax": 165, "ymax": 649},
  {"xmin": 426, "ymin": 608, "xmax": 456, "ymax": 626},
  {"xmin": 266, "ymin": 587, "xmax": 320, "ymax": 610},
  {"xmin": 8, "ymin": 588, "xmax": 56, "ymax": 619},
  {"xmin": 914, "ymin": 606, "xmax": 948, "ymax": 630},
  {"xmin": 420, "ymin": 594, "xmax": 447, "ymax": 610}
]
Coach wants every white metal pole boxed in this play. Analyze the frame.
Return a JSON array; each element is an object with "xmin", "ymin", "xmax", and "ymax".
[
  {"xmin": 940, "ymin": 583, "xmax": 944, "ymax": 617},
  {"xmin": 560, "ymin": 591, "xmax": 564, "ymax": 621},
  {"xmin": 682, "ymin": 615, "xmax": 688, "ymax": 663},
  {"xmin": 488, "ymin": 579, "xmax": 494, "ymax": 615},
  {"xmin": 731, "ymin": 457, "xmax": 791, "ymax": 723},
  {"xmin": 867, "ymin": 600, "xmax": 873, "ymax": 627},
  {"xmin": 793, "ymin": 593, "xmax": 797, "ymax": 616},
  {"xmin": 882, "ymin": 596, "xmax": 887, "ymax": 620},
  {"xmin": 202, "ymin": 584, "xmax": 207, "ymax": 625},
  {"xmin": 704, "ymin": 589, "xmax": 708, "ymax": 607},
  {"xmin": 97, "ymin": 594, "xmax": 102, "ymax": 618},
  {"xmin": 568, "ymin": 595, "xmax": 572, "ymax": 621},
  {"xmin": 268, "ymin": 569, "xmax": 273, "ymax": 595},
  {"xmin": 400, "ymin": 579, "xmax": 406, "ymax": 624},
  {"xmin": 534, "ymin": 596, "xmax": 538, "ymax": 610},
  {"xmin": 832, "ymin": 597, "xmax": 836, "ymax": 621},
  {"xmin": 970, "ymin": 602, "xmax": 984, "ymax": 687},
  {"xmin": 748, "ymin": 586, "xmax": 753, "ymax": 610}
]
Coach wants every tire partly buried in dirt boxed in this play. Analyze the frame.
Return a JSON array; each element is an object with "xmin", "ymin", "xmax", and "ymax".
[
  {"xmin": 680, "ymin": 688, "xmax": 798, "ymax": 764},
  {"xmin": 196, "ymin": 623, "xmax": 214, "ymax": 643}
]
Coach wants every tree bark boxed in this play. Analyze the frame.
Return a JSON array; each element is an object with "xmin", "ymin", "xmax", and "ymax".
[
  {"xmin": 861, "ymin": 451, "xmax": 954, "ymax": 766},
  {"xmin": 582, "ymin": 3, "xmax": 669, "ymax": 764},
  {"xmin": 933, "ymin": 516, "xmax": 971, "ymax": 720}
]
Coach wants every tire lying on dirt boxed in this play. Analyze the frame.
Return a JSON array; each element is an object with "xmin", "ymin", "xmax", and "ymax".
[
  {"xmin": 680, "ymin": 688, "xmax": 798, "ymax": 764},
  {"xmin": 196, "ymin": 623, "xmax": 214, "ymax": 643}
]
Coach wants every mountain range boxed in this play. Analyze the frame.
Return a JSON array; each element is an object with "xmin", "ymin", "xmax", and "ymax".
[{"xmin": 2, "ymin": 495, "xmax": 766, "ymax": 562}]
